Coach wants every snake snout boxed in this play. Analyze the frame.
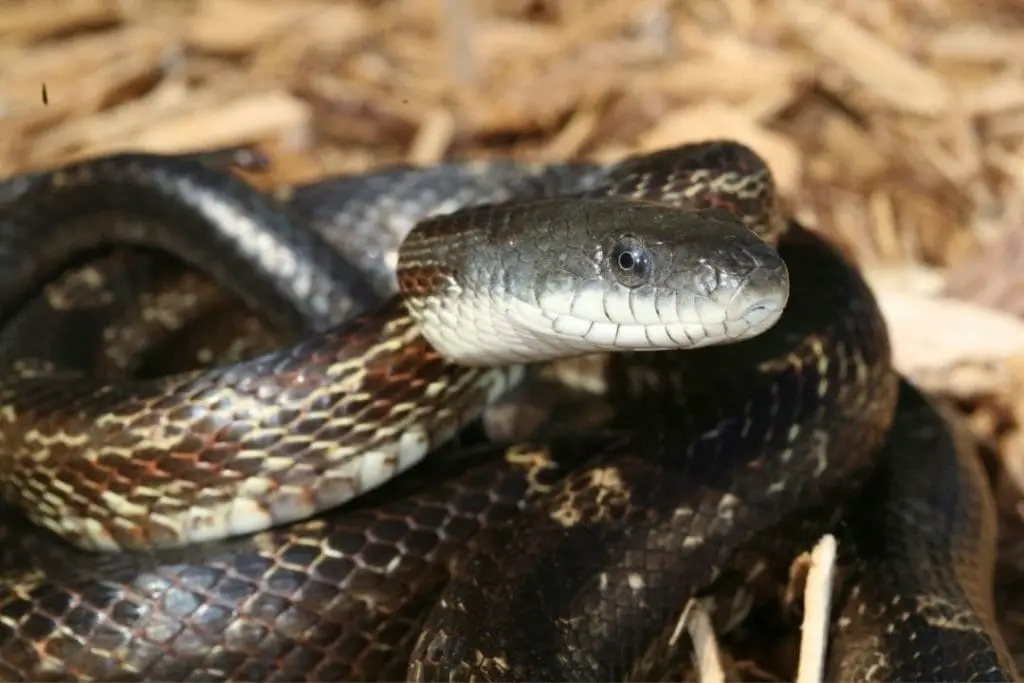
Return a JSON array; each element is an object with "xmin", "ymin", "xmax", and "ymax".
[{"xmin": 726, "ymin": 259, "xmax": 790, "ymax": 336}]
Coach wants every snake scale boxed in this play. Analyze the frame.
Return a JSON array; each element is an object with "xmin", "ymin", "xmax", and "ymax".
[{"xmin": 0, "ymin": 141, "xmax": 1016, "ymax": 682}]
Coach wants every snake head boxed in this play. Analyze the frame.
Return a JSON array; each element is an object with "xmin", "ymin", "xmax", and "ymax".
[{"xmin": 399, "ymin": 197, "xmax": 789, "ymax": 366}]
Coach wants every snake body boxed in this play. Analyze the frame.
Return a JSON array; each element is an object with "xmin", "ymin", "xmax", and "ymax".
[
  {"xmin": 0, "ymin": 437, "xmax": 592, "ymax": 681},
  {"xmin": 829, "ymin": 380, "xmax": 1013, "ymax": 681},
  {"xmin": 0, "ymin": 250, "xmax": 284, "ymax": 377},
  {"xmin": 0, "ymin": 146, "xmax": 786, "ymax": 553},
  {"xmin": 0, "ymin": 142, "xmax": 1016, "ymax": 681},
  {"xmin": 407, "ymin": 211, "xmax": 898, "ymax": 680}
]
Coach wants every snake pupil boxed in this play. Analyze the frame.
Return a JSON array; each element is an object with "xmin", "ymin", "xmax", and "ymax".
[{"xmin": 609, "ymin": 235, "xmax": 651, "ymax": 287}]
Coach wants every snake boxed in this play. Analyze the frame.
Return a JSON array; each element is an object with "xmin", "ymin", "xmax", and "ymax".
[{"xmin": 0, "ymin": 141, "xmax": 1016, "ymax": 681}]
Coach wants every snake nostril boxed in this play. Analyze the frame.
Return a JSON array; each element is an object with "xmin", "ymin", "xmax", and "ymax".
[
  {"xmin": 742, "ymin": 287, "xmax": 788, "ymax": 324},
  {"xmin": 728, "ymin": 262, "xmax": 790, "ymax": 326},
  {"xmin": 743, "ymin": 302, "xmax": 772, "ymax": 324}
]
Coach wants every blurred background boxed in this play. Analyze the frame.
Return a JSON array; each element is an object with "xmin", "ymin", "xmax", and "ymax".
[{"xmin": 1, "ymin": 0, "xmax": 1023, "ymax": 671}]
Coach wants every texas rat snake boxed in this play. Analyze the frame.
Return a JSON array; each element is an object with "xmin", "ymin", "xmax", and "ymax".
[{"xmin": 0, "ymin": 142, "xmax": 1015, "ymax": 681}]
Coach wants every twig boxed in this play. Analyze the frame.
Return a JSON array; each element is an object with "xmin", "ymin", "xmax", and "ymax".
[
  {"xmin": 795, "ymin": 534, "xmax": 838, "ymax": 683},
  {"xmin": 441, "ymin": 0, "xmax": 477, "ymax": 87},
  {"xmin": 670, "ymin": 597, "xmax": 726, "ymax": 683}
]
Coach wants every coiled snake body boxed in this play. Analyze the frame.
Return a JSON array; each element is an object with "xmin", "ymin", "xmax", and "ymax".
[{"xmin": 0, "ymin": 142, "xmax": 1015, "ymax": 681}]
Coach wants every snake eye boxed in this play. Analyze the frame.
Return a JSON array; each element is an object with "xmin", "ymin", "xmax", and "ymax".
[{"xmin": 608, "ymin": 235, "xmax": 652, "ymax": 288}]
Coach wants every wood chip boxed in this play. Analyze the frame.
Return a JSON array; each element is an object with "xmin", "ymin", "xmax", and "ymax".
[
  {"xmin": 0, "ymin": 0, "xmax": 123, "ymax": 41},
  {"xmin": 782, "ymin": 0, "xmax": 953, "ymax": 116},
  {"xmin": 874, "ymin": 289, "xmax": 1024, "ymax": 377},
  {"xmin": 408, "ymin": 107, "xmax": 457, "ymax": 165},
  {"xmin": 795, "ymin": 535, "xmax": 837, "ymax": 683},
  {"xmin": 0, "ymin": 26, "xmax": 175, "ymax": 115},
  {"xmin": 927, "ymin": 26, "xmax": 1024, "ymax": 64},
  {"xmin": 637, "ymin": 102, "xmax": 803, "ymax": 196},
  {"xmin": 26, "ymin": 89, "xmax": 312, "ymax": 165},
  {"xmin": 186, "ymin": 0, "xmax": 309, "ymax": 54}
]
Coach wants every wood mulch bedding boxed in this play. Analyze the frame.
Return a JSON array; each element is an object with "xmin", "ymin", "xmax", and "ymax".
[{"xmin": 2, "ymin": 0, "xmax": 1024, "ymax": 677}]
